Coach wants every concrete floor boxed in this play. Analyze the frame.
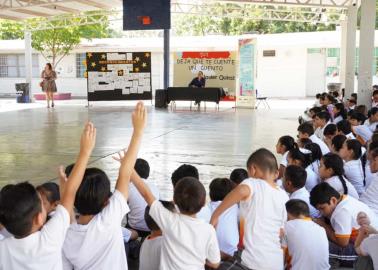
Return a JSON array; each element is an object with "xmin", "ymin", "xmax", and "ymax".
[{"xmin": 0, "ymin": 98, "xmax": 312, "ymax": 200}]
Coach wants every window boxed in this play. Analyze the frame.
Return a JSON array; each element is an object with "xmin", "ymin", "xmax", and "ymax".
[
  {"xmin": 0, "ymin": 54, "xmax": 39, "ymax": 78},
  {"xmin": 76, "ymin": 53, "xmax": 86, "ymax": 78},
  {"xmin": 326, "ymin": 48, "xmax": 340, "ymax": 77}
]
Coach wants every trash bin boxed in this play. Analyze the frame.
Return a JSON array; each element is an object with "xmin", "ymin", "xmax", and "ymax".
[{"xmin": 15, "ymin": 83, "xmax": 30, "ymax": 103}]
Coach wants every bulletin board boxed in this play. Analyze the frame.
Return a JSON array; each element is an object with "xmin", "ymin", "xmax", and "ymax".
[{"xmin": 86, "ymin": 52, "xmax": 152, "ymax": 101}]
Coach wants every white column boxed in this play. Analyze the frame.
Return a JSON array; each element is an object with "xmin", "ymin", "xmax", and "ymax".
[
  {"xmin": 339, "ymin": 4, "xmax": 357, "ymax": 99},
  {"xmin": 24, "ymin": 30, "xmax": 33, "ymax": 102},
  {"xmin": 358, "ymin": 0, "xmax": 376, "ymax": 107}
]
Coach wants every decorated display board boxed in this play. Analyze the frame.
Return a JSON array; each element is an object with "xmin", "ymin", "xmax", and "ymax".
[
  {"xmin": 173, "ymin": 51, "xmax": 237, "ymax": 101},
  {"xmin": 86, "ymin": 52, "xmax": 152, "ymax": 101},
  {"xmin": 237, "ymin": 39, "xmax": 256, "ymax": 108}
]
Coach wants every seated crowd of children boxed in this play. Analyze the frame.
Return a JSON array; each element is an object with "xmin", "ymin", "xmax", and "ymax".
[{"xmin": 1, "ymin": 94, "xmax": 378, "ymax": 270}]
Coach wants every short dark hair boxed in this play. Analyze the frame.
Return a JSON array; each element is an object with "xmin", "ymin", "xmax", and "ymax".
[
  {"xmin": 288, "ymin": 148, "xmax": 312, "ymax": 168},
  {"xmin": 298, "ymin": 138, "xmax": 312, "ymax": 148},
  {"xmin": 331, "ymin": 134, "xmax": 347, "ymax": 152},
  {"xmin": 171, "ymin": 164, "xmax": 199, "ymax": 188},
  {"xmin": 75, "ymin": 168, "xmax": 111, "ymax": 215},
  {"xmin": 336, "ymin": 120, "xmax": 352, "ymax": 135},
  {"xmin": 351, "ymin": 93, "xmax": 358, "ymax": 100},
  {"xmin": 284, "ymin": 165, "xmax": 307, "ymax": 189},
  {"xmin": 323, "ymin": 124, "xmax": 337, "ymax": 136},
  {"xmin": 345, "ymin": 139, "xmax": 362, "ymax": 160},
  {"xmin": 209, "ymin": 178, "xmax": 234, "ymax": 201},
  {"xmin": 286, "ymin": 199, "xmax": 310, "ymax": 217},
  {"xmin": 36, "ymin": 182, "xmax": 60, "ymax": 203},
  {"xmin": 370, "ymin": 107, "xmax": 378, "ymax": 116},
  {"xmin": 310, "ymin": 182, "xmax": 340, "ymax": 207},
  {"xmin": 316, "ymin": 93, "xmax": 322, "ymax": 99},
  {"xmin": 298, "ymin": 122, "xmax": 314, "ymax": 136},
  {"xmin": 246, "ymin": 148, "xmax": 278, "ymax": 173},
  {"xmin": 309, "ymin": 106, "xmax": 322, "ymax": 115},
  {"xmin": 230, "ymin": 168, "xmax": 248, "ymax": 185},
  {"xmin": 349, "ymin": 112, "xmax": 366, "ymax": 124},
  {"xmin": 173, "ymin": 177, "xmax": 206, "ymax": 215},
  {"xmin": 373, "ymin": 89, "xmax": 378, "ymax": 96},
  {"xmin": 349, "ymin": 99, "xmax": 357, "ymax": 105},
  {"xmin": 144, "ymin": 200, "xmax": 176, "ymax": 231},
  {"xmin": 0, "ymin": 182, "xmax": 42, "ymax": 237},
  {"xmin": 134, "ymin": 158, "xmax": 150, "ymax": 179},
  {"xmin": 315, "ymin": 111, "xmax": 331, "ymax": 122}
]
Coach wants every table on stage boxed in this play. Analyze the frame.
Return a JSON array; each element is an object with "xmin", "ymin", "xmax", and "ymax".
[{"xmin": 166, "ymin": 87, "xmax": 223, "ymax": 110}]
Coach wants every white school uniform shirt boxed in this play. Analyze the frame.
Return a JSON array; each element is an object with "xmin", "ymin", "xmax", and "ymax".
[
  {"xmin": 309, "ymin": 134, "xmax": 330, "ymax": 155},
  {"xmin": 239, "ymin": 178, "xmax": 289, "ymax": 270},
  {"xmin": 149, "ymin": 200, "xmax": 220, "ymax": 270},
  {"xmin": 280, "ymin": 151, "xmax": 289, "ymax": 167},
  {"xmin": 354, "ymin": 125, "xmax": 373, "ymax": 142},
  {"xmin": 325, "ymin": 175, "xmax": 359, "ymax": 199},
  {"xmin": 315, "ymin": 122, "xmax": 330, "ymax": 141},
  {"xmin": 330, "ymin": 195, "xmax": 378, "ymax": 239},
  {"xmin": 364, "ymin": 160, "xmax": 377, "ymax": 188},
  {"xmin": 360, "ymin": 234, "xmax": 378, "ymax": 270},
  {"xmin": 364, "ymin": 119, "xmax": 378, "ymax": 132},
  {"xmin": 139, "ymin": 235, "xmax": 162, "ymax": 270},
  {"xmin": 310, "ymin": 160, "xmax": 320, "ymax": 177},
  {"xmin": 305, "ymin": 166, "xmax": 319, "ymax": 192},
  {"xmin": 207, "ymin": 201, "xmax": 239, "ymax": 256},
  {"xmin": 290, "ymin": 188, "xmax": 320, "ymax": 218},
  {"xmin": 128, "ymin": 180, "xmax": 160, "ymax": 232},
  {"xmin": 0, "ymin": 205, "xmax": 69, "ymax": 270},
  {"xmin": 197, "ymin": 205, "xmax": 212, "ymax": 223},
  {"xmin": 346, "ymin": 132, "xmax": 356, "ymax": 140},
  {"xmin": 0, "ymin": 228, "xmax": 11, "ymax": 241},
  {"xmin": 62, "ymin": 190, "xmax": 129, "ymax": 270},
  {"xmin": 360, "ymin": 175, "xmax": 378, "ymax": 217},
  {"xmin": 344, "ymin": 159, "xmax": 365, "ymax": 196},
  {"xmin": 333, "ymin": 115, "xmax": 343, "ymax": 124},
  {"xmin": 282, "ymin": 219, "xmax": 329, "ymax": 270}
]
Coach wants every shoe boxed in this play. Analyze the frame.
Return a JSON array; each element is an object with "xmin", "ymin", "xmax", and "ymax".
[{"xmin": 52, "ymin": 103, "xmax": 55, "ymax": 108}]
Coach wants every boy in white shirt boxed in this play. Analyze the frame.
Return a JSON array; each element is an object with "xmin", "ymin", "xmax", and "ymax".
[
  {"xmin": 336, "ymin": 120, "xmax": 356, "ymax": 139},
  {"xmin": 207, "ymin": 178, "xmax": 239, "ymax": 260},
  {"xmin": 211, "ymin": 148, "xmax": 289, "ymax": 270},
  {"xmin": 282, "ymin": 165, "xmax": 320, "ymax": 218},
  {"xmin": 0, "ymin": 122, "xmax": 96, "ymax": 270},
  {"xmin": 131, "ymin": 171, "xmax": 221, "ymax": 269},
  {"xmin": 127, "ymin": 158, "xmax": 160, "ymax": 237},
  {"xmin": 310, "ymin": 182, "xmax": 378, "ymax": 268},
  {"xmin": 364, "ymin": 107, "xmax": 378, "ymax": 132},
  {"xmin": 354, "ymin": 212, "xmax": 378, "ymax": 270},
  {"xmin": 297, "ymin": 122, "xmax": 330, "ymax": 155},
  {"xmin": 62, "ymin": 102, "xmax": 147, "ymax": 270},
  {"xmin": 139, "ymin": 201, "xmax": 176, "ymax": 270},
  {"xmin": 313, "ymin": 111, "xmax": 331, "ymax": 140},
  {"xmin": 282, "ymin": 199, "xmax": 329, "ymax": 270}
]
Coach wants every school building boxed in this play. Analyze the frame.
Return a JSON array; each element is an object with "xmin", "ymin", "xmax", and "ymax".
[{"xmin": 1, "ymin": 29, "xmax": 378, "ymax": 99}]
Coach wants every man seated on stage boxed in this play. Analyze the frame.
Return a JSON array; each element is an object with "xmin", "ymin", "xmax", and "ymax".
[{"xmin": 188, "ymin": 71, "xmax": 206, "ymax": 107}]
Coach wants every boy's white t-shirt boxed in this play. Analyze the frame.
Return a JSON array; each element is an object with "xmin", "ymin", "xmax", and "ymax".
[
  {"xmin": 331, "ymin": 195, "xmax": 378, "ymax": 239},
  {"xmin": 282, "ymin": 219, "xmax": 329, "ymax": 270},
  {"xmin": 305, "ymin": 166, "xmax": 319, "ymax": 192},
  {"xmin": 239, "ymin": 178, "xmax": 289, "ymax": 270},
  {"xmin": 309, "ymin": 134, "xmax": 330, "ymax": 155},
  {"xmin": 149, "ymin": 200, "xmax": 220, "ymax": 270},
  {"xmin": 139, "ymin": 236, "xmax": 162, "ymax": 270},
  {"xmin": 128, "ymin": 180, "xmax": 160, "ymax": 232},
  {"xmin": 324, "ymin": 175, "xmax": 359, "ymax": 199},
  {"xmin": 0, "ymin": 205, "xmax": 70, "ymax": 270},
  {"xmin": 360, "ymin": 175, "xmax": 378, "ymax": 217},
  {"xmin": 360, "ymin": 234, "xmax": 378, "ymax": 270},
  {"xmin": 207, "ymin": 201, "xmax": 239, "ymax": 256},
  {"xmin": 290, "ymin": 188, "xmax": 320, "ymax": 218},
  {"xmin": 280, "ymin": 151, "xmax": 289, "ymax": 167},
  {"xmin": 0, "ymin": 228, "xmax": 11, "ymax": 241},
  {"xmin": 62, "ymin": 190, "xmax": 130, "ymax": 270},
  {"xmin": 344, "ymin": 159, "xmax": 365, "ymax": 196}
]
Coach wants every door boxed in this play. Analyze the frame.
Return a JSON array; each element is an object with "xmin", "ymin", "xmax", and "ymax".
[{"xmin": 306, "ymin": 49, "xmax": 326, "ymax": 97}]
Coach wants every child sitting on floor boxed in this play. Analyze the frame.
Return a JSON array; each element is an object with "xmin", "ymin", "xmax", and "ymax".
[
  {"xmin": 211, "ymin": 148, "xmax": 289, "ymax": 270},
  {"xmin": 139, "ymin": 201, "xmax": 176, "ymax": 270},
  {"xmin": 229, "ymin": 168, "xmax": 248, "ymax": 187},
  {"xmin": 282, "ymin": 199, "xmax": 329, "ymax": 270},
  {"xmin": 207, "ymin": 178, "xmax": 239, "ymax": 260},
  {"xmin": 36, "ymin": 182, "xmax": 60, "ymax": 218}
]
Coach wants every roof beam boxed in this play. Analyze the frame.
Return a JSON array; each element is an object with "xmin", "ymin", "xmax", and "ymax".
[
  {"xmin": 216, "ymin": 0, "xmax": 354, "ymax": 9},
  {"xmin": 16, "ymin": 0, "xmax": 81, "ymax": 13},
  {"xmin": 0, "ymin": 13, "xmax": 23, "ymax": 20},
  {"xmin": 73, "ymin": 0, "xmax": 111, "ymax": 9},
  {"xmin": 13, "ymin": 8, "xmax": 52, "ymax": 17}
]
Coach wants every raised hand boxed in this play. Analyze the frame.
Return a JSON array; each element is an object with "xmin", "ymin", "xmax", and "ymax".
[
  {"xmin": 80, "ymin": 122, "xmax": 96, "ymax": 156},
  {"xmin": 132, "ymin": 102, "xmax": 147, "ymax": 133}
]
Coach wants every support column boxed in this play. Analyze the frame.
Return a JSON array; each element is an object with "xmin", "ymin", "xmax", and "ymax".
[
  {"xmin": 339, "ymin": 4, "xmax": 357, "ymax": 99},
  {"xmin": 24, "ymin": 30, "xmax": 33, "ymax": 102},
  {"xmin": 163, "ymin": 29, "xmax": 170, "ymax": 89},
  {"xmin": 358, "ymin": 0, "xmax": 376, "ymax": 107}
]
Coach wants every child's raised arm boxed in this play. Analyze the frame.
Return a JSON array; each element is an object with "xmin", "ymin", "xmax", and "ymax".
[
  {"xmin": 61, "ymin": 122, "xmax": 96, "ymax": 214},
  {"xmin": 130, "ymin": 169, "xmax": 156, "ymax": 206},
  {"xmin": 210, "ymin": 184, "xmax": 251, "ymax": 227},
  {"xmin": 115, "ymin": 102, "xmax": 146, "ymax": 199}
]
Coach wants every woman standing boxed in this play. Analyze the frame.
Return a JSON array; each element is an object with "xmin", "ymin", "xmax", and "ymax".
[{"xmin": 41, "ymin": 63, "xmax": 57, "ymax": 108}]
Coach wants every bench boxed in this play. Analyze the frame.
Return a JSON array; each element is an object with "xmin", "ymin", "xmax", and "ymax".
[{"xmin": 34, "ymin": 93, "xmax": 71, "ymax": 101}]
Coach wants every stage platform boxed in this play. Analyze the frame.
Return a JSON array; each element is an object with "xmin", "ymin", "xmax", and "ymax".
[{"xmin": 0, "ymin": 98, "xmax": 313, "ymax": 200}]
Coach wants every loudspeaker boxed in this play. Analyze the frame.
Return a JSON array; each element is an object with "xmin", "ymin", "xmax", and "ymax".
[
  {"xmin": 123, "ymin": 0, "xmax": 171, "ymax": 30},
  {"xmin": 155, "ymin": 89, "xmax": 168, "ymax": 108}
]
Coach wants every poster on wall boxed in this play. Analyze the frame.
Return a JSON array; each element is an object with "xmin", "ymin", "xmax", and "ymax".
[
  {"xmin": 86, "ymin": 52, "xmax": 152, "ymax": 101},
  {"xmin": 173, "ymin": 51, "xmax": 237, "ymax": 101},
  {"xmin": 238, "ymin": 39, "xmax": 256, "ymax": 97}
]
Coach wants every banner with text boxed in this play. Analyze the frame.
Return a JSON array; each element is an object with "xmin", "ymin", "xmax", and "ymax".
[
  {"xmin": 173, "ymin": 51, "xmax": 237, "ymax": 101},
  {"xmin": 238, "ymin": 39, "xmax": 256, "ymax": 97}
]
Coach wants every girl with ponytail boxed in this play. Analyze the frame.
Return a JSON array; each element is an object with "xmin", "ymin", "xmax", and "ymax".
[
  {"xmin": 287, "ymin": 148, "xmax": 319, "ymax": 192},
  {"xmin": 276, "ymin": 135, "xmax": 298, "ymax": 178},
  {"xmin": 318, "ymin": 153, "xmax": 359, "ymax": 199},
  {"xmin": 339, "ymin": 139, "xmax": 366, "ymax": 196}
]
